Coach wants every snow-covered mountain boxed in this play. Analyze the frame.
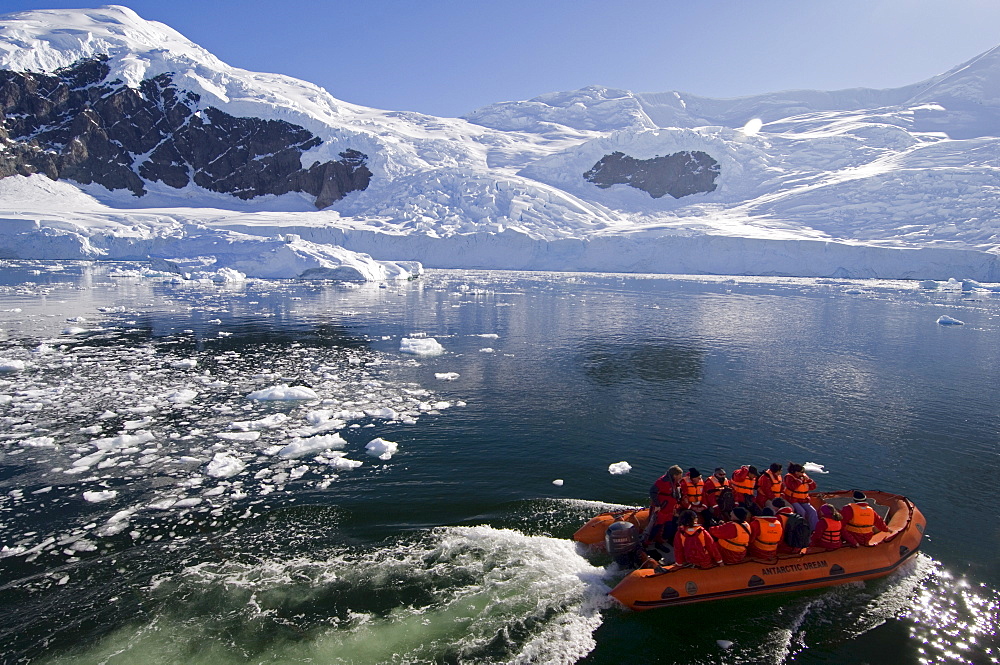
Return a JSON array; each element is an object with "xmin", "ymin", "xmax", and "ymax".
[{"xmin": 1, "ymin": 5, "xmax": 998, "ymax": 281}]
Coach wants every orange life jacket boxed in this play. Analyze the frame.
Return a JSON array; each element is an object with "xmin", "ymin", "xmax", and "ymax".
[
  {"xmin": 844, "ymin": 503, "xmax": 876, "ymax": 533},
  {"xmin": 815, "ymin": 517, "xmax": 842, "ymax": 547},
  {"xmin": 731, "ymin": 467, "xmax": 755, "ymax": 495},
  {"xmin": 650, "ymin": 475, "xmax": 678, "ymax": 509},
  {"xmin": 704, "ymin": 475, "xmax": 730, "ymax": 498},
  {"xmin": 680, "ymin": 476, "xmax": 704, "ymax": 506},
  {"xmin": 718, "ymin": 522, "xmax": 751, "ymax": 552},
  {"xmin": 762, "ymin": 470, "xmax": 782, "ymax": 496},
  {"xmin": 783, "ymin": 474, "xmax": 810, "ymax": 502},
  {"xmin": 752, "ymin": 516, "xmax": 783, "ymax": 552}
]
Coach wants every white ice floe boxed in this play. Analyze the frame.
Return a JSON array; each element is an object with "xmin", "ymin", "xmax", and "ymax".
[
  {"xmin": 166, "ymin": 388, "xmax": 198, "ymax": 403},
  {"xmin": 937, "ymin": 315, "xmax": 965, "ymax": 325},
  {"xmin": 552, "ymin": 479, "xmax": 564, "ymax": 486},
  {"xmin": 206, "ymin": 452, "xmax": 246, "ymax": 479},
  {"xmin": 400, "ymin": 337, "xmax": 445, "ymax": 356},
  {"xmin": 82, "ymin": 490, "xmax": 118, "ymax": 503},
  {"xmin": 608, "ymin": 461, "xmax": 632, "ymax": 475},
  {"xmin": 0, "ymin": 359, "xmax": 26, "ymax": 373},
  {"xmin": 803, "ymin": 462, "xmax": 828, "ymax": 474},
  {"xmin": 170, "ymin": 359, "xmax": 198, "ymax": 370},
  {"xmin": 215, "ymin": 431, "xmax": 261, "ymax": 442},
  {"xmin": 435, "ymin": 372, "xmax": 460, "ymax": 381},
  {"xmin": 230, "ymin": 413, "xmax": 290, "ymax": 431},
  {"xmin": 365, "ymin": 437, "xmax": 398, "ymax": 460},
  {"xmin": 246, "ymin": 384, "xmax": 320, "ymax": 401},
  {"xmin": 276, "ymin": 433, "xmax": 348, "ymax": 459}
]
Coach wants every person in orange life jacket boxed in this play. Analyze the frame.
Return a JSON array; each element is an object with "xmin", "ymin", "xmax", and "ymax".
[
  {"xmin": 770, "ymin": 498, "xmax": 804, "ymax": 554},
  {"xmin": 731, "ymin": 465, "xmax": 759, "ymax": 512},
  {"xmin": 673, "ymin": 510, "xmax": 723, "ymax": 569},
  {"xmin": 679, "ymin": 468, "xmax": 716, "ymax": 527},
  {"xmin": 748, "ymin": 507, "xmax": 784, "ymax": 560},
  {"xmin": 841, "ymin": 490, "xmax": 889, "ymax": 547},
  {"xmin": 709, "ymin": 506, "xmax": 751, "ymax": 564},
  {"xmin": 703, "ymin": 467, "xmax": 730, "ymax": 509},
  {"xmin": 811, "ymin": 503, "xmax": 843, "ymax": 550},
  {"xmin": 783, "ymin": 462, "xmax": 819, "ymax": 530},
  {"xmin": 646, "ymin": 465, "xmax": 684, "ymax": 546},
  {"xmin": 755, "ymin": 463, "xmax": 783, "ymax": 509}
]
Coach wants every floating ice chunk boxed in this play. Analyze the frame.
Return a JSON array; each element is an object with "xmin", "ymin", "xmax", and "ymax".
[
  {"xmin": 317, "ymin": 451, "xmax": 363, "ymax": 470},
  {"xmin": 608, "ymin": 461, "xmax": 632, "ymax": 475},
  {"xmin": 399, "ymin": 337, "xmax": 445, "ymax": 356},
  {"xmin": 803, "ymin": 462, "xmax": 828, "ymax": 474},
  {"xmin": 82, "ymin": 490, "xmax": 118, "ymax": 503},
  {"xmin": 435, "ymin": 372, "xmax": 460, "ymax": 381},
  {"xmin": 0, "ymin": 359, "xmax": 26, "ymax": 373},
  {"xmin": 717, "ymin": 640, "xmax": 734, "ymax": 650},
  {"xmin": 937, "ymin": 315, "xmax": 965, "ymax": 326},
  {"xmin": 476, "ymin": 334, "xmax": 500, "ymax": 339},
  {"xmin": 277, "ymin": 433, "xmax": 348, "ymax": 459},
  {"xmin": 166, "ymin": 389, "xmax": 198, "ymax": 403},
  {"xmin": 918, "ymin": 280, "xmax": 939, "ymax": 289},
  {"xmin": 97, "ymin": 509, "xmax": 135, "ymax": 536},
  {"xmin": 479, "ymin": 348, "xmax": 495, "ymax": 353},
  {"xmin": 22, "ymin": 436, "xmax": 55, "ymax": 448},
  {"xmin": 206, "ymin": 452, "xmax": 246, "ymax": 478},
  {"xmin": 170, "ymin": 359, "xmax": 198, "ymax": 370},
  {"xmin": 230, "ymin": 413, "xmax": 289, "ymax": 431},
  {"xmin": 365, "ymin": 406, "xmax": 399, "ymax": 420},
  {"xmin": 123, "ymin": 416, "xmax": 153, "ymax": 430},
  {"xmin": 247, "ymin": 384, "xmax": 319, "ymax": 401},
  {"xmin": 216, "ymin": 431, "xmax": 261, "ymax": 442},
  {"xmin": 552, "ymin": 479, "xmax": 564, "ymax": 486},
  {"xmin": 79, "ymin": 425, "xmax": 103, "ymax": 435},
  {"xmin": 365, "ymin": 437, "xmax": 398, "ymax": 460},
  {"xmin": 174, "ymin": 498, "xmax": 203, "ymax": 508}
]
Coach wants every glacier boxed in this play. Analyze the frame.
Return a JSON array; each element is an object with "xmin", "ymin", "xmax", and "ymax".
[{"xmin": 0, "ymin": 5, "xmax": 998, "ymax": 281}]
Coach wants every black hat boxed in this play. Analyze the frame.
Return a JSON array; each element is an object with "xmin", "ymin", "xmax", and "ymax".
[
  {"xmin": 689, "ymin": 467, "xmax": 701, "ymax": 478},
  {"xmin": 852, "ymin": 490, "xmax": 867, "ymax": 502}
]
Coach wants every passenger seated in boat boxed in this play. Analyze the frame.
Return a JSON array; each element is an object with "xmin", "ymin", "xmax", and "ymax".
[
  {"xmin": 709, "ymin": 506, "xmax": 751, "ymax": 564},
  {"xmin": 646, "ymin": 465, "xmax": 683, "ymax": 546},
  {"xmin": 731, "ymin": 465, "xmax": 759, "ymax": 513},
  {"xmin": 755, "ymin": 463, "xmax": 784, "ymax": 510},
  {"xmin": 748, "ymin": 507, "xmax": 783, "ymax": 560},
  {"xmin": 703, "ymin": 467, "xmax": 730, "ymax": 510},
  {"xmin": 679, "ymin": 468, "xmax": 715, "ymax": 527},
  {"xmin": 673, "ymin": 510, "xmax": 723, "ymax": 569},
  {"xmin": 783, "ymin": 462, "xmax": 819, "ymax": 530},
  {"xmin": 771, "ymin": 499, "xmax": 807, "ymax": 554},
  {"xmin": 841, "ymin": 491, "xmax": 889, "ymax": 547},
  {"xmin": 811, "ymin": 504, "xmax": 843, "ymax": 550}
]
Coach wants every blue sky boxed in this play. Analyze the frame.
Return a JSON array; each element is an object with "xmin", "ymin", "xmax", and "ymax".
[{"xmin": 4, "ymin": 0, "xmax": 1000, "ymax": 117}]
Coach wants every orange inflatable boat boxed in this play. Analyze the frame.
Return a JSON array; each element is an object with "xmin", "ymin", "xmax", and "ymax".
[{"xmin": 573, "ymin": 490, "xmax": 925, "ymax": 610}]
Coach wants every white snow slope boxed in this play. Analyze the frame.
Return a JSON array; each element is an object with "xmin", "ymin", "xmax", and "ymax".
[{"xmin": 1, "ymin": 5, "xmax": 999, "ymax": 280}]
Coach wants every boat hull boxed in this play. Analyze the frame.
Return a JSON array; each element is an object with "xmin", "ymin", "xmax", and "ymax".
[{"xmin": 574, "ymin": 491, "xmax": 925, "ymax": 611}]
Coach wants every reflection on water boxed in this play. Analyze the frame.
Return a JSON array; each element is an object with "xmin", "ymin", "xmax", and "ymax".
[
  {"xmin": 1, "ymin": 262, "xmax": 999, "ymax": 664},
  {"xmin": 581, "ymin": 341, "xmax": 704, "ymax": 386}
]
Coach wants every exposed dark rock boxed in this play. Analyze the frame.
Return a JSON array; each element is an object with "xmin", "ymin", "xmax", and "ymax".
[
  {"xmin": 0, "ymin": 56, "xmax": 370, "ymax": 207},
  {"xmin": 583, "ymin": 150, "xmax": 720, "ymax": 199}
]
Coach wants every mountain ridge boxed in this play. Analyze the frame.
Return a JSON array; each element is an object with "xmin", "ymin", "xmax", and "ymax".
[{"xmin": 0, "ymin": 5, "xmax": 998, "ymax": 281}]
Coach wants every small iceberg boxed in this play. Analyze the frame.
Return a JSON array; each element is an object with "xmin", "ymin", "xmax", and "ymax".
[
  {"xmin": 608, "ymin": 461, "xmax": 632, "ymax": 475},
  {"xmin": 400, "ymin": 337, "xmax": 445, "ymax": 356},
  {"xmin": 936, "ymin": 315, "xmax": 964, "ymax": 326}
]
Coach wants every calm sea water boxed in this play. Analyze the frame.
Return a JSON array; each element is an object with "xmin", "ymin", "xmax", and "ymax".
[{"xmin": 0, "ymin": 262, "xmax": 997, "ymax": 664}]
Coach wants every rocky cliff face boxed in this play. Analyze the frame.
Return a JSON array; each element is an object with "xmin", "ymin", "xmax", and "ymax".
[
  {"xmin": 0, "ymin": 56, "xmax": 370, "ymax": 208},
  {"xmin": 583, "ymin": 150, "xmax": 720, "ymax": 199}
]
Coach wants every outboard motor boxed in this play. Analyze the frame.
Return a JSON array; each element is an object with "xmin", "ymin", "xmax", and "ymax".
[{"xmin": 605, "ymin": 519, "xmax": 640, "ymax": 567}]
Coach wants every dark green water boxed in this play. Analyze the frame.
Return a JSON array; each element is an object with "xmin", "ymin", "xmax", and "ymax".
[{"xmin": 0, "ymin": 262, "xmax": 997, "ymax": 664}]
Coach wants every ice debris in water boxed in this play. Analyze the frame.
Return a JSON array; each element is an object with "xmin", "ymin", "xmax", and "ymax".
[
  {"xmin": 365, "ymin": 437, "xmax": 398, "ymax": 460},
  {"xmin": 206, "ymin": 452, "xmax": 246, "ymax": 479},
  {"xmin": 277, "ymin": 433, "xmax": 348, "ymax": 459},
  {"xmin": 435, "ymin": 372, "xmax": 460, "ymax": 381},
  {"xmin": 552, "ymin": 479, "xmax": 564, "ymax": 486},
  {"xmin": 608, "ymin": 461, "xmax": 632, "ymax": 475},
  {"xmin": 170, "ymin": 358, "xmax": 197, "ymax": 369},
  {"xmin": 717, "ymin": 640, "xmax": 734, "ymax": 650},
  {"xmin": 399, "ymin": 337, "xmax": 445, "ymax": 355},
  {"xmin": 246, "ymin": 384, "xmax": 320, "ymax": 400},
  {"xmin": 82, "ymin": 490, "xmax": 118, "ymax": 503},
  {"xmin": 0, "ymin": 359, "xmax": 25, "ymax": 372},
  {"xmin": 936, "ymin": 315, "xmax": 965, "ymax": 326},
  {"xmin": 803, "ymin": 462, "xmax": 828, "ymax": 474}
]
